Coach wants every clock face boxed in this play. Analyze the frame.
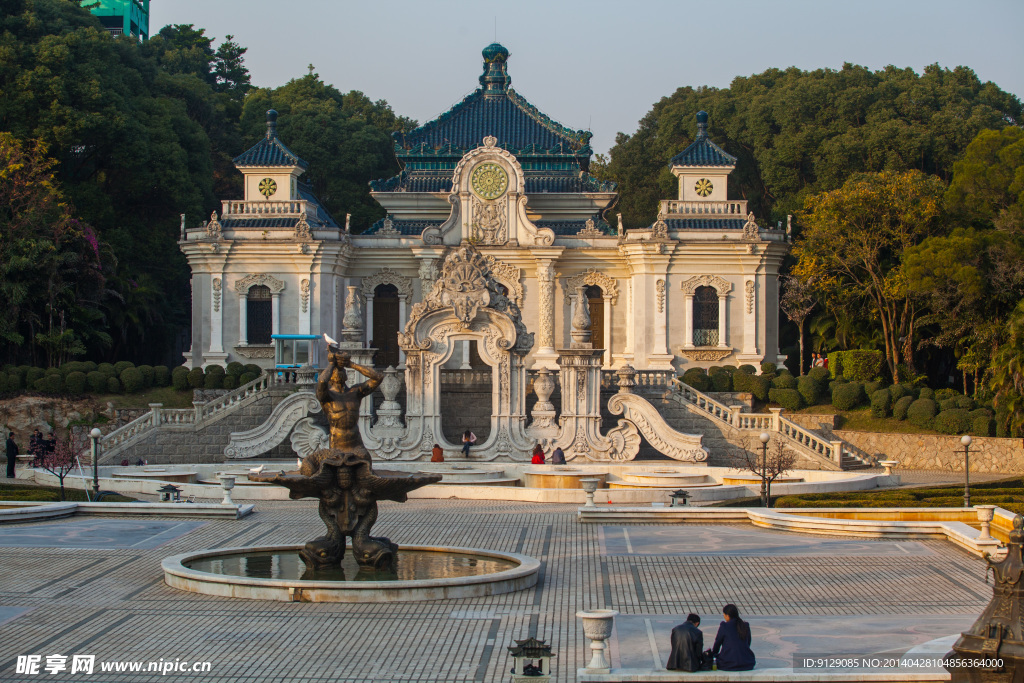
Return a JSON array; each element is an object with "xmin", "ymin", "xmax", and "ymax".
[
  {"xmin": 471, "ymin": 163, "xmax": 509, "ymax": 200},
  {"xmin": 695, "ymin": 178, "xmax": 713, "ymax": 197},
  {"xmin": 259, "ymin": 178, "xmax": 278, "ymax": 198}
]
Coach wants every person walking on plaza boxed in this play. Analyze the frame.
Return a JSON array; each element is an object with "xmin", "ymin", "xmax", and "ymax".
[
  {"xmin": 5, "ymin": 432, "xmax": 17, "ymax": 478},
  {"xmin": 549, "ymin": 446, "xmax": 565, "ymax": 464},
  {"xmin": 430, "ymin": 443, "xmax": 444, "ymax": 462},
  {"xmin": 530, "ymin": 444, "xmax": 545, "ymax": 464},
  {"xmin": 666, "ymin": 613, "xmax": 704, "ymax": 672},
  {"xmin": 712, "ymin": 604, "xmax": 755, "ymax": 671},
  {"xmin": 461, "ymin": 430, "xmax": 476, "ymax": 457}
]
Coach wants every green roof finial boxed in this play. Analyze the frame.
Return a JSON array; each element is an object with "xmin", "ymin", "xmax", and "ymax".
[
  {"xmin": 480, "ymin": 43, "xmax": 511, "ymax": 97},
  {"xmin": 696, "ymin": 110, "xmax": 709, "ymax": 139},
  {"xmin": 266, "ymin": 109, "xmax": 279, "ymax": 140}
]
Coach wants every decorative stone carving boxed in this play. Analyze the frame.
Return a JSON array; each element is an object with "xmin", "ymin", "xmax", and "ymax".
[
  {"xmin": 341, "ymin": 285, "xmax": 363, "ymax": 342},
  {"xmin": 290, "ymin": 417, "xmax": 329, "ymax": 458},
  {"xmin": 607, "ymin": 392, "xmax": 708, "ymax": 462},
  {"xmin": 360, "ymin": 267, "xmax": 413, "ymax": 299},
  {"xmin": 563, "ymin": 269, "xmax": 619, "ymax": 304},
  {"xmin": 536, "ymin": 261, "xmax": 555, "ymax": 350},
  {"xmin": 616, "ymin": 365, "xmax": 637, "ymax": 393},
  {"xmin": 418, "ymin": 258, "xmax": 439, "ymax": 286},
  {"xmin": 432, "ymin": 247, "xmax": 491, "ymax": 327},
  {"xmin": 652, "ymin": 218, "xmax": 669, "ymax": 239},
  {"xmin": 656, "ymin": 279, "xmax": 665, "ymax": 313},
  {"xmin": 225, "ymin": 392, "xmax": 322, "ymax": 458},
  {"xmin": 743, "ymin": 212, "xmax": 760, "ymax": 240},
  {"xmin": 745, "ymin": 280, "xmax": 755, "ymax": 314},
  {"xmin": 577, "ymin": 218, "xmax": 603, "ymax": 237},
  {"xmin": 205, "ymin": 211, "xmax": 222, "ymax": 239},
  {"xmin": 212, "ymin": 278, "xmax": 222, "ymax": 312},
  {"xmin": 376, "ymin": 215, "xmax": 400, "ymax": 237},
  {"xmin": 300, "ymin": 279, "xmax": 310, "ymax": 313},
  {"xmin": 679, "ymin": 274, "xmax": 732, "ymax": 297},
  {"xmin": 233, "ymin": 345, "xmax": 274, "ymax": 359},
  {"xmin": 484, "ymin": 256, "xmax": 523, "ymax": 307},
  {"xmin": 529, "ymin": 368, "xmax": 558, "ymax": 432},
  {"xmin": 234, "ymin": 273, "xmax": 285, "ymax": 295},
  {"xmin": 422, "ymin": 194, "xmax": 460, "ymax": 245},
  {"xmin": 295, "ymin": 211, "xmax": 312, "ymax": 241},
  {"xmin": 679, "ymin": 348, "xmax": 732, "ymax": 361},
  {"xmin": 571, "ymin": 285, "xmax": 592, "ymax": 347},
  {"xmin": 471, "ymin": 195, "xmax": 508, "ymax": 245}
]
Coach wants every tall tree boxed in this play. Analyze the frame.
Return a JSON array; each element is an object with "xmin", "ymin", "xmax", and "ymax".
[{"xmin": 779, "ymin": 274, "xmax": 817, "ymax": 375}]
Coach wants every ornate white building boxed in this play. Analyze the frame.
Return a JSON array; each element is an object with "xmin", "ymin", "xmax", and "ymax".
[{"xmin": 180, "ymin": 44, "xmax": 789, "ymax": 375}]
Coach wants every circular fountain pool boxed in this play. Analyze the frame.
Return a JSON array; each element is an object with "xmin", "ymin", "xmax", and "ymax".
[{"xmin": 163, "ymin": 544, "xmax": 539, "ymax": 602}]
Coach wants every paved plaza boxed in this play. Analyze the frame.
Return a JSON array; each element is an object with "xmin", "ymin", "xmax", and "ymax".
[{"xmin": 0, "ymin": 499, "xmax": 990, "ymax": 682}]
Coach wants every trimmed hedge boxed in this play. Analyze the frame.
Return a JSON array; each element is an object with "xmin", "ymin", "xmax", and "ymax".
[
  {"xmin": 238, "ymin": 372, "xmax": 257, "ymax": 386},
  {"xmin": 34, "ymin": 374, "xmax": 62, "ymax": 395},
  {"xmin": 87, "ymin": 371, "xmax": 107, "ymax": 393},
  {"xmin": 864, "ymin": 380, "xmax": 884, "ymax": 397},
  {"xmin": 806, "ymin": 367, "xmax": 830, "ymax": 384},
  {"xmin": 797, "ymin": 375, "xmax": 822, "ymax": 405},
  {"xmin": 761, "ymin": 362, "xmax": 777, "ymax": 375},
  {"xmin": 828, "ymin": 350, "xmax": 884, "ymax": 381},
  {"xmin": 243, "ymin": 364, "xmax": 262, "ymax": 377},
  {"xmin": 710, "ymin": 370, "xmax": 732, "ymax": 392},
  {"xmin": 187, "ymin": 367, "xmax": 205, "ymax": 389},
  {"xmin": 733, "ymin": 371, "xmax": 770, "ymax": 401},
  {"xmin": 65, "ymin": 371, "xmax": 87, "ymax": 395},
  {"xmin": 969, "ymin": 408, "xmax": 993, "ymax": 420},
  {"xmin": 222, "ymin": 375, "xmax": 238, "ymax": 391},
  {"xmin": 935, "ymin": 388, "xmax": 958, "ymax": 401},
  {"xmin": 972, "ymin": 416, "xmax": 995, "ymax": 437},
  {"xmin": 137, "ymin": 364, "xmax": 154, "ymax": 388},
  {"xmin": 25, "ymin": 367, "xmax": 45, "ymax": 386},
  {"xmin": 870, "ymin": 389, "xmax": 891, "ymax": 418},
  {"xmin": 769, "ymin": 387, "xmax": 803, "ymax": 411},
  {"xmin": 203, "ymin": 371, "xmax": 224, "ymax": 390},
  {"xmin": 832, "ymin": 382, "xmax": 865, "ymax": 410},
  {"xmin": 120, "ymin": 367, "xmax": 144, "ymax": 394},
  {"xmin": 226, "ymin": 361, "xmax": 244, "ymax": 377},
  {"xmin": 919, "ymin": 387, "xmax": 935, "ymax": 400},
  {"xmin": 97, "ymin": 362, "xmax": 115, "ymax": 376},
  {"xmin": 954, "ymin": 395, "xmax": 975, "ymax": 410},
  {"xmin": 893, "ymin": 395, "xmax": 914, "ymax": 421},
  {"xmin": 113, "ymin": 361, "xmax": 134, "ymax": 375},
  {"xmin": 939, "ymin": 398, "xmax": 957, "ymax": 413},
  {"xmin": 171, "ymin": 367, "xmax": 190, "ymax": 391},
  {"xmin": 907, "ymin": 398, "xmax": 937, "ymax": 428},
  {"xmin": 153, "ymin": 365, "xmax": 170, "ymax": 387},
  {"xmin": 888, "ymin": 384, "xmax": 908, "ymax": 402},
  {"xmin": 106, "ymin": 376, "xmax": 121, "ymax": 393},
  {"xmin": 738, "ymin": 364, "xmax": 757, "ymax": 375},
  {"xmin": 771, "ymin": 373, "xmax": 797, "ymax": 390},
  {"xmin": 682, "ymin": 368, "xmax": 711, "ymax": 392},
  {"xmin": 934, "ymin": 408, "xmax": 972, "ymax": 435}
]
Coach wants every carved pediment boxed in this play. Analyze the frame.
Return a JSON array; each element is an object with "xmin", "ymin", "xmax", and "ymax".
[
  {"xmin": 360, "ymin": 267, "xmax": 413, "ymax": 298},
  {"xmin": 563, "ymin": 269, "xmax": 619, "ymax": 304},
  {"xmin": 680, "ymin": 274, "xmax": 732, "ymax": 296},
  {"xmin": 234, "ymin": 273, "xmax": 285, "ymax": 294}
]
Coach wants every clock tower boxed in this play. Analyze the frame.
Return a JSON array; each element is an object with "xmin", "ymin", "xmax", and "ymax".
[{"xmin": 668, "ymin": 110, "xmax": 736, "ymax": 203}]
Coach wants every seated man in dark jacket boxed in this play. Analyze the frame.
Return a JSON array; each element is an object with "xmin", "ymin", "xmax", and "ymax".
[{"xmin": 666, "ymin": 613, "xmax": 703, "ymax": 672}]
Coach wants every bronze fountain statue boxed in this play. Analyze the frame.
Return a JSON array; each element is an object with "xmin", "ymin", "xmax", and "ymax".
[{"xmin": 249, "ymin": 344, "xmax": 440, "ymax": 574}]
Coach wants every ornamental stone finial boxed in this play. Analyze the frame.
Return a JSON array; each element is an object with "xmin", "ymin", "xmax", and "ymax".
[{"xmin": 570, "ymin": 285, "xmax": 592, "ymax": 348}]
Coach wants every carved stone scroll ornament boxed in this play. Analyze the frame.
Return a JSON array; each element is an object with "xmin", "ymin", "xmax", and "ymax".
[
  {"xmin": 295, "ymin": 212, "xmax": 312, "ymax": 241},
  {"xmin": 290, "ymin": 417, "xmax": 329, "ymax": 458},
  {"xmin": 656, "ymin": 279, "xmax": 665, "ymax": 313},
  {"xmin": 224, "ymin": 392, "xmax": 322, "ymax": 458},
  {"xmin": 745, "ymin": 280, "xmax": 755, "ymax": 314},
  {"xmin": 205, "ymin": 211, "xmax": 222, "ymax": 239},
  {"xmin": 212, "ymin": 278, "xmax": 222, "ymax": 312},
  {"xmin": 679, "ymin": 274, "xmax": 732, "ymax": 297},
  {"xmin": 360, "ymin": 267, "xmax": 413, "ymax": 299},
  {"xmin": 234, "ymin": 273, "xmax": 285, "ymax": 295},
  {"xmin": 607, "ymin": 391, "xmax": 708, "ymax": 462},
  {"xmin": 743, "ymin": 212, "xmax": 761, "ymax": 240},
  {"xmin": 300, "ymin": 279, "xmax": 310, "ymax": 313},
  {"xmin": 485, "ymin": 256, "xmax": 523, "ymax": 307},
  {"xmin": 471, "ymin": 195, "xmax": 508, "ymax": 245},
  {"xmin": 680, "ymin": 348, "xmax": 732, "ymax": 362},
  {"xmin": 233, "ymin": 345, "xmax": 274, "ymax": 359},
  {"xmin": 563, "ymin": 269, "xmax": 619, "ymax": 304}
]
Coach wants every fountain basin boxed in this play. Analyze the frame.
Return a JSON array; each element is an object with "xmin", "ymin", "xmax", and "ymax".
[
  {"xmin": 523, "ymin": 468, "xmax": 608, "ymax": 489},
  {"xmin": 622, "ymin": 473, "xmax": 711, "ymax": 486},
  {"xmin": 163, "ymin": 544, "xmax": 540, "ymax": 602},
  {"xmin": 112, "ymin": 469, "xmax": 198, "ymax": 483}
]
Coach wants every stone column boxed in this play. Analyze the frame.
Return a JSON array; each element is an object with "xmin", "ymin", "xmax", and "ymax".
[
  {"xmin": 299, "ymin": 279, "xmax": 311, "ymax": 335},
  {"xmin": 717, "ymin": 292, "xmax": 728, "ymax": 348},
  {"xmin": 653, "ymin": 280, "xmax": 668, "ymax": 356},
  {"xmin": 602, "ymin": 294, "xmax": 613, "ymax": 368},
  {"xmin": 683, "ymin": 293, "xmax": 694, "ymax": 349},
  {"xmin": 271, "ymin": 292, "xmax": 281, "ymax": 336},
  {"xmin": 210, "ymin": 276, "xmax": 224, "ymax": 353},
  {"xmin": 365, "ymin": 294, "xmax": 374, "ymax": 347},
  {"xmin": 536, "ymin": 260, "xmax": 555, "ymax": 353},
  {"xmin": 743, "ymin": 278, "xmax": 758, "ymax": 355},
  {"xmin": 625, "ymin": 279, "xmax": 634, "ymax": 355},
  {"xmin": 238, "ymin": 292, "xmax": 248, "ymax": 346},
  {"xmin": 398, "ymin": 294, "xmax": 407, "ymax": 368},
  {"xmin": 460, "ymin": 341, "xmax": 471, "ymax": 370}
]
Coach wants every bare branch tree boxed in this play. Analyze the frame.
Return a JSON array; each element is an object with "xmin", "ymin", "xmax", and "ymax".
[
  {"xmin": 741, "ymin": 434, "xmax": 798, "ymax": 507},
  {"xmin": 35, "ymin": 435, "xmax": 80, "ymax": 501},
  {"xmin": 780, "ymin": 274, "xmax": 817, "ymax": 376}
]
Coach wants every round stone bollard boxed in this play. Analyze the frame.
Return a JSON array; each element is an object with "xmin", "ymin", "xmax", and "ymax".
[
  {"xmin": 218, "ymin": 475, "xmax": 236, "ymax": 506},
  {"xmin": 577, "ymin": 609, "xmax": 617, "ymax": 673},
  {"xmin": 975, "ymin": 505, "xmax": 997, "ymax": 540},
  {"xmin": 580, "ymin": 478, "xmax": 600, "ymax": 507}
]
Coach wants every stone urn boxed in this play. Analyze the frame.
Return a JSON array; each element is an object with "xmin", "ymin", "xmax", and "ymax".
[
  {"xmin": 975, "ymin": 505, "xmax": 997, "ymax": 540},
  {"xmin": 580, "ymin": 478, "xmax": 601, "ymax": 508},
  {"xmin": 217, "ymin": 474, "xmax": 236, "ymax": 506},
  {"xmin": 878, "ymin": 460, "xmax": 899, "ymax": 477},
  {"xmin": 570, "ymin": 285, "xmax": 592, "ymax": 346},
  {"xmin": 341, "ymin": 285, "xmax": 363, "ymax": 342},
  {"xmin": 533, "ymin": 368, "xmax": 556, "ymax": 412},
  {"xmin": 576, "ymin": 609, "xmax": 618, "ymax": 673}
]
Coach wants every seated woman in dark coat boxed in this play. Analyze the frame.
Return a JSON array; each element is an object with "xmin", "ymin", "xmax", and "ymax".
[
  {"xmin": 666, "ymin": 613, "xmax": 703, "ymax": 672},
  {"xmin": 712, "ymin": 604, "xmax": 755, "ymax": 671}
]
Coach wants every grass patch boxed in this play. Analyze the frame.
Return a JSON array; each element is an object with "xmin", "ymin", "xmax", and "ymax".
[
  {"xmin": 94, "ymin": 386, "xmax": 193, "ymax": 410},
  {"xmin": 0, "ymin": 482, "xmax": 136, "ymax": 503},
  {"xmin": 773, "ymin": 476, "xmax": 1024, "ymax": 514}
]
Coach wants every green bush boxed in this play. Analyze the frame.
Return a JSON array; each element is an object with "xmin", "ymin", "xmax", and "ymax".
[
  {"xmin": 34, "ymin": 374, "xmax": 63, "ymax": 395},
  {"xmin": 719, "ymin": 365, "xmax": 737, "ymax": 374},
  {"xmin": 187, "ymin": 367, "xmax": 205, "ymax": 389},
  {"xmin": 972, "ymin": 416, "xmax": 995, "ymax": 437},
  {"xmin": 682, "ymin": 368, "xmax": 711, "ymax": 392},
  {"xmin": 934, "ymin": 408, "xmax": 972, "ymax": 435},
  {"xmin": 137, "ymin": 364, "xmax": 154, "ymax": 388},
  {"xmin": 935, "ymin": 388, "xmax": 958, "ymax": 401},
  {"xmin": 893, "ymin": 395, "xmax": 914, "ymax": 421},
  {"xmin": 97, "ymin": 362, "xmax": 115, "ymax": 376},
  {"xmin": 797, "ymin": 375, "xmax": 822, "ymax": 405},
  {"xmin": 120, "ymin": 368, "xmax": 144, "ymax": 393},
  {"xmin": 771, "ymin": 373, "xmax": 797, "ymax": 390},
  {"xmin": 954, "ymin": 395, "xmax": 975, "ymax": 410},
  {"xmin": 113, "ymin": 361, "xmax": 134, "ymax": 375},
  {"xmin": 65, "ymin": 371, "xmax": 87, "ymax": 395},
  {"xmin": 832, "ymin": 382, "xmax": 865, "ymax": 410},
  {"xmin": 738, "ymin": 364, "xmax": 756, "ymax": 375},
  {"xmin": 888, "ymin": 384, "xmax": 907, "ymax": 402},
  {"xmin": 828, "ymin": 350, "xmax": 884, "ymax": 381},
  {"xmin": 153, "ymin": 366, "xmax": 170, "ymax": 387},
  {"xmin": 870, "ymin": 388, "xmax": 891, "ymax": 418},
  {"xmin": 919, "ymin": 387, "xmax": 935, "ymax": 400},
  {"xmin": 769, "ymin": 387, "xmax": 803, "ymax": 411},
  {"xmin": 238, "ymin": 372, "xmax": 257, "ymax": 386},
  {"xmin": 939, "ymin": 398, "xmax": 957, "ymax": 413},
  {"xmin": 761, "ymin": 361, "xmax": 777, "ymax": 375},
  {"xmin": 106, "ymin": 376, "xmax": 121, "ymax": 393},
  {"xmin": 86, "ymin": 371, "xmax": 107, "ymax": 393},
  {"xmin": 81, "ymin": 361, "xmax": 97, "ymax": 373},
  {"xmin": 864, "ymin": 380, "xmax": 884, "ymax": 397},
  {"xmin": 171, "ymin": 366, "xmax": 190, "ymax": 391},
  {"xmin": 226, "ymin": 361, "xmax": 245, "ymax": 377},
  {"xmin": 203, "ymin": 371, "xmax": 224, "ymax": 390},
  {"xmin": 709, "ymin": 370, "xmax": 732, "ymax": 392},
  {"xmin": 13, "ymin": 365, "xmax": 29, "ymax": 384},
  {"xmin": 222, "ymin": 375, "xmax": 238, "ymax": 391},
  {"xmin": 969, "ymin": 407, "xmax": 993, "ymax": 420},
  {"xmin": 5, "ymin": 372, "xmax": 22, "ymax": 392},
  {"xmin": 907, "ymin": 398, "xmax": 937, "ymax": 428},
  {"xmin": 806, "ymin": 367, "xmax": 831, "ymax": 385},
  {"xmin": 44, "ymin": 367, "xmax": 61, "ymax": 376},
  {"xmin": 26, "ymin": 367, "xmax": 45, "ymax": 386},
  {"xmin": 747, "ymin": 374, "xmax": 770, "ymax": 402}
]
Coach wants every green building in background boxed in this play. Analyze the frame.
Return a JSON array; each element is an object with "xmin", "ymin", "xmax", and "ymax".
[{"xmin": 90, "ymin": 0, "xmax": 150, "ymax": 41}]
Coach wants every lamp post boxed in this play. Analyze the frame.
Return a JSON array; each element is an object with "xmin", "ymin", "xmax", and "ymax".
[
  {"xmin": 961, "ymin": 434, "xmax": 972, "ymax": 508},
  {"xmin": 89, "ymin": 427, "xmax": 102, "ymax": 497},
  {"xmin": 759, "ymin": 432, "xmax": 770, "ymax": 508}
]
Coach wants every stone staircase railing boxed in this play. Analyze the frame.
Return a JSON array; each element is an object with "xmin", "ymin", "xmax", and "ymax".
[
  {"xmin": 600, "ymin": 370, "xmax": 675, "ymax": 392},
  {"xmin": 668, "ymin": 379, "xmax": 862, "ymax": 471}
]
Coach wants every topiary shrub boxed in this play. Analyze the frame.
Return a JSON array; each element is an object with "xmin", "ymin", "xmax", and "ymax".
[
  {"xmin": 768, "ymin": 387, "xmax": 803, "ymax": 411},
  {"xmin": 919, "ymin": 387, "xmax": 935, "ymax": 400},
  {"xmin": 26, "ymin": 367, "xmax": 45, "ymax": 386},
  {"xmin": 153, "ymin": 366, "xmax": 170, "ymax": 387},
  {"xmin": 120, "ymin": 368, "xmax": 144, "ymax": 394},
  {"xmin": 238, "ymin": 372, "xmax": 257, "ymax": 386},
  {"xmin": 719, "ymin": 365, "xmax": 737, "ymax": 374},
  {"xmin": 97, "ymin": 362, "xmax": 115, "ymax": 376},
  {"xmin": 709, "ymin": 370, "xmax": 732, "ymax": 392},
  {"xmin": 907, "ymin": 398, "xmax": 937, "ymax": 428},
  {"xmin": 113, "ymin": 361, "xmax": 134, "ymax": 375},
  {"xmin": 81, "ymin": 361, "xmax": 97, "ymax": 373},
  {"xmin": 243, "ymin": 363, "xmax": 262, "ymax": 377},
  {"xmin": 888, "ymin": 384, "xmax": 907, "ymax": 402},
  {"xmin": 939, "ymin": 398, "xmax": 957, "ymax": 413},
  {"xmin": 796, "ymin": 375, "xmax": 822, "ymax": 405},
  {"xmin": 954, "ymin": 395, "xmax": 975, "ymax": 410},
  {"xmin": 738, "ymin": 364, "xmax": 757, "ymax": 375},
  {"xmin": 106, "ymin": 376, "xmax": 121, "ymax": 393},
  {"xmin": 171, "ymin": 366, "xmax": 190, "ymax": 391},
  {"xmin": 222, "ymin": 375, "xmax": 238, "ymax": 391},
  {"xmin": 972, "ymin": 416, "xmax": 995, "ymax": 437},
  {"xmin": 864, "ymin": 380, "xmax": 884, "ymax": 397},
  {"xmin": 934, "ymin": 408, "xmax": 972, "ymax": 435},
  {"xmin": 893, "ymin": 395, "xmax": 914, "ymax": 421},
  {"xmin": 5, "ymin": 372, "xmax": 22, "ymax": 392},
  {"xmin": 137, "ymin": 364, "xmax": 154, "ymax": 388},
  {"xmin": 34, "ymin": 374, "xmax": 63, "ymax": 395},
  {"xmin": 44, "ymin": 367, "xmax": 61, "ymax": 376},
  {"xmin": 935, "ymin": 388, "xmax": 958, "ymax": 401},
  {"xmin": 203, "ymin": 371, "xmax": 224, "ymax": 390},
  {"xmin": 65, "ymin": 371, "xmax": 87, "ymax": 395},
  {"xmin": 747, "ymin": 374, "xmax": 770, "ymax": 401},
  {"xmin": 771, "ymin": 373, "xmax": 797, "ymax": 390},
  {"xmin": 832, "ymin": 382, "xmax": 865, "ymax": 410},
  {"xmin": 761, "ymin": 361, "xmax": 777, "ymax": 375},
  {"xmin": 187, "ymin": 367, "xmax": 205, "ymax": 389},
  {"xmin": 86, "ymin": 371, "xmax": 106, "ymax": 393},
  {"xmin": 828, "ymin": 350, "xmax": 884, "ymax": 380},
  {"xmin": 807, "ymin": 367, "xmax": 830, "ymax": 384},
  {"xmin": 969, "ymin": 407, "xmax": 993, "ymax": 420},
  {"xmin": 226, "ymin": 361, "xmax": 244, "ymax": 377},
  {"xmin": 682, "ymin": 368, "xmax": 712, "ymax": 392},
  {"xmin": 869, "ymin": 388, "xmax": 891, "ymax": 418}
]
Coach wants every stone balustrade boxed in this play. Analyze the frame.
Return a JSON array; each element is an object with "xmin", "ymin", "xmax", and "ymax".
[
  {"xmin": 220, "ymin": 199, "xmax": 319, "ymax": 219},
  {"xmin": 659, "ymin": 198, "xmax": 748, "ymax": 216}
]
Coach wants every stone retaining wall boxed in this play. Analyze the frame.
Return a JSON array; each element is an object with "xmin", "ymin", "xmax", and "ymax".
[{"xmin": 834, "ymin": 429, "xmax": 1024, "ymax": 473}]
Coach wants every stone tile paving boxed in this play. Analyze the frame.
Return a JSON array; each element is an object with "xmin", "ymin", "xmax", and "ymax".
[{"xmin": 0, "ymin": 499, "xmax": 992, "ymax": 682}]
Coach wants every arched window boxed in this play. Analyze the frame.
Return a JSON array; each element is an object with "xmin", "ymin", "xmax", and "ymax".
[
  {"xmin": 692, "ymin": 286, "xmax": 719, "ymax": 346},
  {"xmin": 372, "ymin": 284, "xmax": 400, "ymax": 368},
  {"xmin": 247, "ymin": 285, "xmax": 272, "ymax": 344},
  {"xmin": 586, "ymin": 285, "xmax": 604, "ymax": 351}
]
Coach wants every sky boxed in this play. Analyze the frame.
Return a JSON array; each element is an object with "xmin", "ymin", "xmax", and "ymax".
[{"xmin": 151, "ymin": 0, "xmax": 1024, "ymax": 155}]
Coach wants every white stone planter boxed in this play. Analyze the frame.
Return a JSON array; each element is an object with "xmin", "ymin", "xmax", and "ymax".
[
  {"xmin": 577, "ymin": 609, "xmax": 617, "ymax": 673},
  {"xmin": 580, "ymin": 478, "xmax": 601, "ymax": 507},
  {"xmin": 975, "ymin": 505, "xmax": 997, "ymax": 540},
  {"xmin": 218, "ymin": 475, "xmax": 236, "ymax": 506}
]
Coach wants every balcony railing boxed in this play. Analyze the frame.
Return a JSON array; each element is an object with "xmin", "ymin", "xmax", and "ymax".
[
  {"xmin": 221, "ymin": 199, "xmax": 319, "ymax": 220},
  {"xmin": 659, "ymin": 199, "xmax": 748, "ymax": 216}
]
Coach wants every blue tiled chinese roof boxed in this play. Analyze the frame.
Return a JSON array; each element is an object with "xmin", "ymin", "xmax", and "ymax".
[
  {"xmin": 363, "ymin": 218, "xmax": 444, "ymax": 236},
  {"xmin": 234, "ymin": 110, "xmax": 309, "ymax": 169},
  {"xmin": 222, "ymin": 217, "xmax": 298, "ymax": 229},
  {"xmin": 668, "ymin": 111, "xmax": 736, "ymax": 168},
  {"xmin": 661, "ymin": 218, "xmax": 746, "ymax": 231}
]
